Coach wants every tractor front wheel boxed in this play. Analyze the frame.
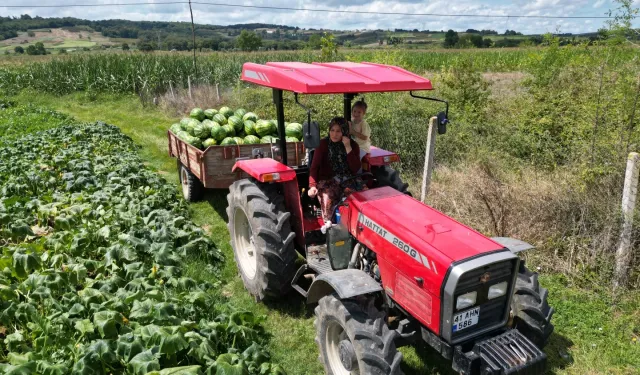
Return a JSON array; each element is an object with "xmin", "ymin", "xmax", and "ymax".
[
  {"xmin": 315, "ymin": 295, "xmax": 403, "ymax": 375},
  {"xmin": 510, "ymin": 262, "xmax": 555, "ymax": 348},
  {"xmin": 372, "ymin": 165, "xmax": 411, "ymax": 196},
  {"xmin": 226, "ymin": 179, "xmax": 298, "ymax": 301}
]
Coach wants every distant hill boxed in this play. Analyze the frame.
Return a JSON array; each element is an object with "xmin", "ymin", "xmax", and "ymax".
[{"xmin": 0, "ymin": 15, "xmax": 604, "ymax": 54}]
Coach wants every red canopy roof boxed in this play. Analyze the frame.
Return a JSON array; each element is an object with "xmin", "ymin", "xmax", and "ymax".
[{"xmin": 240, "ymin": 62, "xmax": 433, "ymax": 94}]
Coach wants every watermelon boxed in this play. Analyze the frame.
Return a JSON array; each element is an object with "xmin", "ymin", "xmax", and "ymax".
[
  {"xmin": 179, "ymin": 117, "xmax": 191, "ymax": 130},
  {"xmin": 204, "ymin": 108, "xmax": 218, "ymax": 119},
  {"xmin": 202, "ymin": 138, "xmax": 217, "ymax": 148},
  {"xmin": 221, "ymin": 124, "xmax": 236, "ymax": 137},
  {"xmin": 255, "ymin": 119, "xmax": 273, "ymax": 137},
  {"xmin": 234, "ymin": 108, "xmax": 247, "ymax": 118},
  {"xmin": 213, "ymin": 113, "xmax": 227, "ymax": 125},
  {"xmin": 177, "ymin": 130, "xmax": 190, "ymax": 140},
  {"xmin": 186, "ymin": 119, "xmax": 200, "ymax": 136},
  {"xmin": 233, "ymin": 137, "xmax": 245, "ymax": 145},
  {"xmin": 261, "ymin": 135, "xmax": 279, "ymax": 144},
  {"xmin": 244, "ymin": 120, "xmax": 257, "ymax": 136},
  {"xmin": 170, "ymin": 123, "xmax": 181, "ymax": 134},
  {"xmin": 270, "ymin": 120, "xmax": 278, "ymax": 132},
  {"xmin": 210, "ymin": 124, "xmax": 226, "ymax": 141},
  {"xmin": 237, "ymin": 130, "xmax": 247, "ymax": 138},
  {"xmin": 220, "ymin": 137, "xmax": 237, "ymax": 146},
  {"xmin": 228, "ymin": 115, "xmax": 244, "ymax": 133},
  {"xmin": 193, "ymin": 122, "xmax": 210, "ymax": 138},
  {"xmin": 186, "ymin": 135, "xmax": 203, "ymax": 149},
  {"xmin": 286, "ymin": 136, "xmax": 299, "ymax": 142},
  {"xmin": 190, "ymin": 108, "xmax": 206, "ymax": 121},
  {"xmin": 219, "ymin": 106, "xmax": 234, "ymax": 118},
  {"xmin": 242, "ymin": 112, "xmax": 258, "ymax": 122},
  {"xmin": 244, "ymin": 135, "xmax": 260, "ymax": 144},
  {"xmin": 285, "ymin": 122, "xmax": 303, "ymax": 139}
]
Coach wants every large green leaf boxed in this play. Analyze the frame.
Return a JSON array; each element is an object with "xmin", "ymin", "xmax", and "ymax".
[
  {"xmin": 12, "ymin": 251, "xmax": 40, "ymax": 278},
  {"xmin": 74, "ymin": 319, "xmax": 94, "ymax": 335},
  {"xmin": 92, "ymin": 310, "xmax": 123, "ymax": 338},
  {"xmin": 116, "ymin": 332, "xmax": 145, "ymax": 363},
  {"xmin": 146, "ymin": 365, "xmax": 203, "ymax": 375},
  {"xmin": 127, "ymin": 349, "xmax": 160, "ymax": 375},
  {"xmin": 0, "ymin": 362, "xmax": 37, "ymax": 375},
  {"xmin": 35, "ymin": 361, "xmax": 68, "ymax": 375}
]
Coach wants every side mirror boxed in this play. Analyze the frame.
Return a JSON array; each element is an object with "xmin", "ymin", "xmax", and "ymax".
[{"xmin": 303, "ymin": 121, "xmax": 320, "ymax": 149}]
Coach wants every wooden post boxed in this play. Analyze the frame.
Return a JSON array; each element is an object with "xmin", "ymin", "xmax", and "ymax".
[
  {"xmin": 169, "ymin": 81, "xmax": 175, "ymax": 99},
  {"xmin": 614, "ymin": 152, "xmax": 640, "ymax": 290},
  {"xmin": 216, "ymin": 83, "xmax": 220, "ymax": 101},
  {"xmin": 420, "ymin": 116, "xmax": 438, "ymax": 202},
  {"xmin": 187, "ymin": 76, "xmax": 192, "ymax": 100}
]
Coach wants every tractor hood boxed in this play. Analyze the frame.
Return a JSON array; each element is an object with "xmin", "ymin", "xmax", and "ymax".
[{"xmin": 347, "ymin": 187, "xmax": 504, "ymax": 264}]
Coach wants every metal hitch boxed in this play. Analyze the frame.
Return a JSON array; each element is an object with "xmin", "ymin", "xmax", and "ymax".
[{"xmin": 453, "ymin": 329, "xmax": 547, "ymax": 375}]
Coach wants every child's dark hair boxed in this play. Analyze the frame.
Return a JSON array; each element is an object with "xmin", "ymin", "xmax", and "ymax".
[{"xmin": 352, "ymin": 100, "xmax": 367, "ymax": 112}]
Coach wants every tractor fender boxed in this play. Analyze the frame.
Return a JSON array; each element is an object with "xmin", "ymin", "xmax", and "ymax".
[
  {"xmin": 306, "ymin": 269, "xmax": 383, "ymax": 304},
  {"xmin": 232, "ymin": 158, "xmax": 296, "ymax": 183},
  {"xmin": 491, "ymin": 237, "xmax": 535, "ymax": 254}
]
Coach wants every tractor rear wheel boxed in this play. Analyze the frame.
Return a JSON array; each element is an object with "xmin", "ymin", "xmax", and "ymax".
[
  {"xmin": 226, "ymin": 179, "xmax": 297, "ymax": 301},
  {"xmin": 510, "ymin": 263, "xmax": 554, "ymax": 348},
  {"xmin": 177, "ymin": 160, "xmax": 204, "ymax": 202},
  {"xmin": 372, "ymin": 165, "xmax": 411, "ymax": 196},
  {"xmin": 315, "ymin": 295, "xmax": 403, "ymax": 375}
]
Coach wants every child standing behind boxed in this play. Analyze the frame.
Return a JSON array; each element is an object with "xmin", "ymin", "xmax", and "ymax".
[{"xmin": 350, "ymin": 100, "xmax": 371, "ymax": 160}]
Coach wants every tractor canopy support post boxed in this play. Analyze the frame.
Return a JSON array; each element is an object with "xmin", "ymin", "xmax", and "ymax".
[
  {"xmin": 343, "ymin": 93, "xmax": 356, "ymax": 122},
  {"xmin": 273, "ymin": 88, "xmax": 288, "ymax": 166}
]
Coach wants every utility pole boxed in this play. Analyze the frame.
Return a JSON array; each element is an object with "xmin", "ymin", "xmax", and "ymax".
[{"xmin": 188, "ymin": 0, "xmax": 197, "ymax": 79}]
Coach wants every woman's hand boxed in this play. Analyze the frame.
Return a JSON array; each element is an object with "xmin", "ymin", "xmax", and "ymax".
[
  {"xmin": 308, "ymin": 186, "xmax": 318, "ymax": 198},
  {"xmin": 342, "ymin": 136, "xmax": 352, "ymax": 153}
]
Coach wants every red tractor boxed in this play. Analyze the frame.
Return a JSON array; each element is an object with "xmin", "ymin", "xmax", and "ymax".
[{"xmin": 223, "ymin": 62, "xmax": 553, "ymax": 374}]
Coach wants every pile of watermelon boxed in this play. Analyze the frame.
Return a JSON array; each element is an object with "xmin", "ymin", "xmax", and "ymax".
[{"xmin": 169, "ymin": 107, "xmax": 304, "ymax": 150}]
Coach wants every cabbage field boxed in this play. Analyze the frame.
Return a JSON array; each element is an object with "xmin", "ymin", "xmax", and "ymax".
[{"xmin": 0, "ymin": 102, "xmax": 285, "ymax": 375}]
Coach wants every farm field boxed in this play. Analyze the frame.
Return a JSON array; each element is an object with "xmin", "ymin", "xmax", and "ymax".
[
  {"xmin": 0, "ymin": 28, "xmax": 119, "ymax": 53},
  {"xmin": 1, "ymin": 35, "xmax": 640, "ymax": 374}
]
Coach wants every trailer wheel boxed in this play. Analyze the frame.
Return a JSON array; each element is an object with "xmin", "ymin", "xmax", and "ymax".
[
  {"xmin": 372, "ymin": 165, "xmax": 411, "ymax": 196},
  {"xmin": 315, "ymin": 295, "xmax": 404, "ymax": 375},
  {"xmin": 177, "ymin": 161, "xmax": 204, "ymax": 202},
  {"xmin": 510, "ymin": 263, "xmax": 555, "ymax": 348},
  {"xmin": 226, "ymin": 179, "xmax": 297, "ymax": 301}
]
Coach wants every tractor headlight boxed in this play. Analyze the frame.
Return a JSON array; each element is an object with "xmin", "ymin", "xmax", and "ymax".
[
  {"xmin": 456, "ymin": 291, "xmax": 477, "ymax": 310},
  {"xmin": 488, "ymin": 281, "xmax": 508, "ymax": 300}
]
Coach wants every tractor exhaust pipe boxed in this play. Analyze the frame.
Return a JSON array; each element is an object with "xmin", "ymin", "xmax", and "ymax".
[{"xmin": 348, "ymin": 243, "xmax": 363, "ymax": 269}]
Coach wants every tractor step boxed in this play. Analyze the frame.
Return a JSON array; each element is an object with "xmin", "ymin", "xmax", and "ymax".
[{"xmin": 306, "ymin": 244, "xmax": 333, "ymax": 274}]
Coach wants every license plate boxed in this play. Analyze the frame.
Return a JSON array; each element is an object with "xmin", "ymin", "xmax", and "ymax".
[{"xmin": 452, "ymin": 306, "xmax": 480, "ymax": 332}]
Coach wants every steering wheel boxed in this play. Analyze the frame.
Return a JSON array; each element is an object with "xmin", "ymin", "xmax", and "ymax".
[{"xmin": 339, "ymin": 172, "xmax": 373, "ymax": 189}]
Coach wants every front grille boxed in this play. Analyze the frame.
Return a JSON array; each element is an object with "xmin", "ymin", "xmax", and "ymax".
[{"xmin": 451, "ymin": 259, "xmax": 516, "ymax": 341}]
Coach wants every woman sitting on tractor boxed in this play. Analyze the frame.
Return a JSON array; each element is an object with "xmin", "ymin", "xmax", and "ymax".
[{"xmin": 308, "ymin": 117, "xmax": 367, "ymax": 232}]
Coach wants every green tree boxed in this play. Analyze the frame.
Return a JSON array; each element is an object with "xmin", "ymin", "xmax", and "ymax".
[
  {"xmin": 121, "ymin": 43, "xmax": 129, "ymax": 51},
  {"xmin": 236, "ymin": 30, "xmax": 262, "ymax": 51},
  {"xmin": 320, "ymin": 32, "xmax": 338, "ymax": 61},
  {"xmin": 139, "ymin": 42, "xmax": 154, "ymax": 52},
  {"xmin": 27, "ymin": 30, "xmax": 35, "ymax": 37},
  {"xmin": 14, "ymin": 46, "xmax": 24, "ymax": 54},
  {"xmin": 307, "ymin": 34, "xmax": 322, "ymax": 49},
  {"xmin": 443, "ymin": 29, "xmax": 459, "ymax": 48}
]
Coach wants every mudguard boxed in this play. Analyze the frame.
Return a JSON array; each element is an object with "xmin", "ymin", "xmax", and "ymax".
[
  {"xmin": 306, "ymin": 269, "xmax": 383, "ymax": 304},
  {"xmin": 232, "ymin": 158, "xmax": 296, "ymax": 183},
  {"xmin": 491, "ymin": 237, "xmax": 534, "ymax": 253}
]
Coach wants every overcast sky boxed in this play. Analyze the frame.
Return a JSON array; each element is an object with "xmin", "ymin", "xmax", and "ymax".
[{"xmin": 2, "ymin": 0, "xmax": 639, "ymax": 35}]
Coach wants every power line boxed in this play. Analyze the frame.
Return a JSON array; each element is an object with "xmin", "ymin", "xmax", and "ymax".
[{"xmin": 2, "ymin": 1, "xmax": 614, "ymax": 19}]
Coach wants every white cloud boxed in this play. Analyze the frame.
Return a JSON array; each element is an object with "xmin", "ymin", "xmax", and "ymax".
[{"xmin": 0, "ymin": 0, "xmax": 634, "ymax": 34}]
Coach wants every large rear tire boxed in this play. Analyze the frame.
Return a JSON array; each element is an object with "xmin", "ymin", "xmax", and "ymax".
[
  {"xmin": 315, "ymin": 295, "xmax": 404, "ymax": 375},
  {"xmin": 226, "ymin": 179, "xmax": 298, "ymax": 301},
  {"xmin": 177, "ymin": 160, "xmax": 204, "ymax": 202},
  {"xmin": 510, "ymin": 263, "xmax": 554, "ymax": 348},
  {"xmin": 372, "ymin": 165, "xmax": 411, "ymax": 196}
]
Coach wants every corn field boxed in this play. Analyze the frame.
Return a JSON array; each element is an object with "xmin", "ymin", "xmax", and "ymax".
[{"xmin": 0, "ymin": 48, "xmax": 605, "ymax": 96}]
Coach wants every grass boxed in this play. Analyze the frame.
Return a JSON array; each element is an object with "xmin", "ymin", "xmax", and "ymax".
[{"xmin": 11, "ymin": 90, "xmax": 640, "ymax": 375}]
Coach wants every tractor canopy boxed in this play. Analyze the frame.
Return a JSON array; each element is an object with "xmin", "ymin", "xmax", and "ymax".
[{"xmin": 241, "ymin": 62, "xmax": 433, "ymax": 94}]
